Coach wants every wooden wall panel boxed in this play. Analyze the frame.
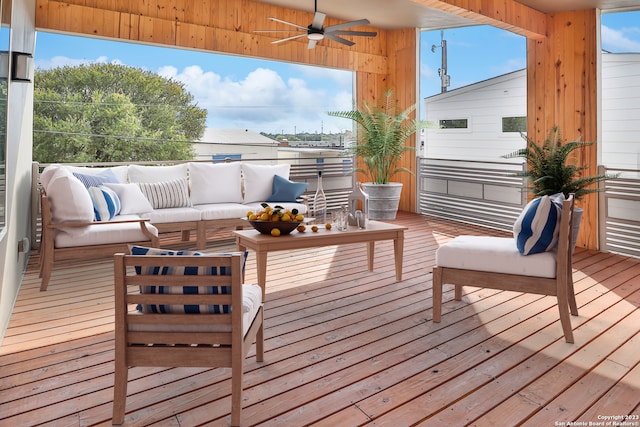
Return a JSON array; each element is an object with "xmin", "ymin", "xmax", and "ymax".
[{"xmin": 527, "ymin": 9, "xmax": 599, "ymax": 249}]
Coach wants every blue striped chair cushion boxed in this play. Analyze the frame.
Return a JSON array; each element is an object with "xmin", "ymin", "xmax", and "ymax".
[
  {"xmin": 513, "ymin": 195, "xmax": 563, "ymax": 255},
  {"xmin": 130, "ymin": 246, "xmax": 248, "ymax": 314}
]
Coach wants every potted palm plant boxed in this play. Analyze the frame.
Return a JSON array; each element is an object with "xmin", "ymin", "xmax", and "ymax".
[
  {"xmin": 328, "ymin": 90, "xmax": 427, "ymax": 220},
  {"xmin": 503, "ymin": 125, "xmax": 618, "ymax": 246}
]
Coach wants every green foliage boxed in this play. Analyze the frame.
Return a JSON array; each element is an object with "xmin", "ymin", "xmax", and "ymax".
[
  {"xmin": 33, "ymin": 63, "xmax": 206, "ymax": 163},
  {"xmin": 327, "ymin": 90, "xmax": 427, "ymax": 184},
  {"xmin": 503, "ymin": 126, "xmax": 618, "ymax": 200}
]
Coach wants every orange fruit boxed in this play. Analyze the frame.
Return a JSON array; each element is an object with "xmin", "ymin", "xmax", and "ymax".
[
  {"xmin": 270, "ymin": 228, "xmax": 281, "ymax": 237},
  {"xmin": 297, "ymin": 225, "xmax": 306, "ymax": 232},
  {"xmin": 325, "ymin": 223, "xmax": 332, "ymax": 230},
  {"xmin": 311, "ymin": 225, "xmax": 319, "ymax": 232}
]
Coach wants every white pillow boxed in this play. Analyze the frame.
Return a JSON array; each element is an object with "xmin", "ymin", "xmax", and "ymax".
[
  {"xmin": 128, "ymin": 164, "xmax": 188, "ymax": 183},
  {"xmin": 104, "ymin": 183, "xmax": 154, "ymax": 215},
  {"xmin": 242, "ymin": 163, "xmax": 290, "ymax": 203},
  {"xmin": 45, "ymin": 167, "xmax": 95, "ymax": 223},
  {"xmin": 189, "ymin": 162, "xmax": 243, "ymax": 205},
  {"xmin": 40, "ymin": 164, "xmax": 63, "ymax": 191}
]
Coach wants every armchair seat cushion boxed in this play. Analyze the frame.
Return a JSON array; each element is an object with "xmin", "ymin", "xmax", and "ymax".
[
  {"xmin": 436, "ymin": 235, "xmax": 557, "ymax": 279},
  {"xmin": 54, "ymin": 215, "xmax": 159, "ymax": 248}
]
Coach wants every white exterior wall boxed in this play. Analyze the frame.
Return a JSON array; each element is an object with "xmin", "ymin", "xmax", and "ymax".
[
  {"xmin": 423, "ymin": 70, "xmax": 527, "ymax": 162},
  {"xmin": 0, "ymin": 0, "xmax": 37, "ymax": 341},
  {"xmin": 601, "ymin": 53, "xmax": 640, "ymax": 171}
]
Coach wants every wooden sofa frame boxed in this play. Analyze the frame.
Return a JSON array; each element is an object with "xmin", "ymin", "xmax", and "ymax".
[{"xmin": 39, "ymin": 190, "xmax": 159, "ymax": 291}]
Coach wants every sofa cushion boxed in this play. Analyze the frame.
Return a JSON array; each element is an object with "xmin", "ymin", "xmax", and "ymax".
[
  {"xmin": 45, "ymin": 167, "xmax": 95, "ymax": 223},
  {"xmin": 513, "ymin": 195, "xmax": 562, "ymax": 255},
  {"xmin": 189, "ymin": 162, "xmax": 243, "ymax": 205},
  {"xmin": 242, "ymin": 163, "xmax": 291, "ymax": 203},
  {"xmin": 266, "ymin": 174, "xmax": 308, "ymax": 203},
  {"xmin": 436, "ymin": 235, "xmax": 557, "ymax": 278},
  {"xmin": 129, "ymin": 246, "xmax": 257, "ymax": 318},
  {"xmin": 136, "ymin": 178, "xmax": 192, "ymax": 209},
  {"xmin": 103, "ymin": 183, "xmax": 153, "ymax": 215},
  {"xmin": 65, "ymin": 165, "xmax": 129, "ymax": 183},
  {"xmin": 145, "ymin": 207, "xmax": 202, "ymax": 223},
  {"xmin": 88, "ymin": 186, "xmax": 121, "ymax": 221},
  {"xmin": 72, "ymin": 170, "xmax": 119, "ymax": 188},
  {"xmin": 128, "ymin": 163, "xmax": 188, "ymax": 183},
  {"xmin": 54, "ymin": 215, "xmax": 159, "ymax": 247},
  {"xmin": 194, "ymin": 203, "xmax": 250, "ymax": 221}
]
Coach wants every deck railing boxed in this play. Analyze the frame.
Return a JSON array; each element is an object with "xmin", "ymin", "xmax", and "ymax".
[
  {"xmin": 599, "ymin": 166, "xmax": 640, "ymax": 259},
  {"xmin": 417, "ymin": 157, "xmax": 527, "ymax": 232}
]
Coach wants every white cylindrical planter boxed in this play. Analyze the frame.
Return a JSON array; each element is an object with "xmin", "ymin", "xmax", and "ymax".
[{"xmin": 362, "ymin": 182, "xmax": 403, "ymax": 220}]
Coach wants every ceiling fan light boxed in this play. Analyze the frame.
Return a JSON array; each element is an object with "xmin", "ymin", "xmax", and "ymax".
[{"xmin": 307, "ymin": 33, "xmax": 324, "ymax": 41}]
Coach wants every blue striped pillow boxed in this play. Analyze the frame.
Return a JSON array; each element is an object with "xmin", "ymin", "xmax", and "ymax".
[
  {"xmin": 129, "ymin": 246, "xmax": 247, "ymax": 314},
  {"xmin": 72, "ymin": 170, "xmax": 119, "ymax": 188},
  {"xmin": 88, "ymin": 186, "xmax": 121, "ymax": 221},
  {"xmin": 513, "ymin": 195, "xmax": 562, "ymax": 255}
]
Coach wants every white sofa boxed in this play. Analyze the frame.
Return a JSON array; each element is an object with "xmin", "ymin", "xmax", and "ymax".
[{"xmin": 37, "ymin": 161, "xmax": 308, "ymax": 290}]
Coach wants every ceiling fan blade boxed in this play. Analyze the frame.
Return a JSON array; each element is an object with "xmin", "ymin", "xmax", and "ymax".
[
  {"xmin": 268, "ymin": 17, "xmax": 309, "ymax": 31},
  {"xmin": 272, "ymin": 34, "xmax": 308, "ymax": 44},
  {"xmin": 254, "ymin": 29, "xmax": 306, "ymax": 33},
  {"xmin": 324, "ymin": 33, "xmax": 355, "ymax": 47},
  {"xmin": 323, "ymin": 18, "xmax": 370, "ymax": 33},
  {"xmin": 308, "ymin": 39, "xmax": 318, "ymax": 49},
  {"xmin": 310, "ymin": 11, "xmax": 326, "ymax": 30},
  {"xmin": 329, "ymin": 30, "xmax": 377, "ymax": 37}
]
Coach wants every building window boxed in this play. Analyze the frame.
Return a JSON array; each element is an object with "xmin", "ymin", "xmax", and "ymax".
[
  {"xmin": 502, "ymin": 116, "xmax": 527, "ymax": 133},
  {"xmin": 212, "ymin": 154, "xmax": 241, "ymax": 162},
  {"xmin": 439, "ymin": 119, "xmax": 468, "ymax": 129}
]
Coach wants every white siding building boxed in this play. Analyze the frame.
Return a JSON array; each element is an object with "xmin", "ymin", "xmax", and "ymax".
[{"xmin": 423, "ymin": 52, "xmax": 640, "ymax": 170}]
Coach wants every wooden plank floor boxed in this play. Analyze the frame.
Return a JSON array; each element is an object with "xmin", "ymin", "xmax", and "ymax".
[{"xmin": 1, "ymin": 212, "xmax": 640, "ymax": 426}]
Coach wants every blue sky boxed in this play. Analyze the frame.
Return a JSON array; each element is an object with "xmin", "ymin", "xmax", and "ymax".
[{"xmin": 34, "ymin": 10, "xmax": 640, "ymax": 135}]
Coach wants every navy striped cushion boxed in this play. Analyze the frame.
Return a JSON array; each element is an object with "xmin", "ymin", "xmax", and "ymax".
[
  {"xmin": 513, "ymin": 195, "xmax": 562, "ymax": 255},
  {"xmin": 136, "ymin": 178, "xmax": 191, "ymax": 209},
  {"xmin": 130, "ymin": 246, "xmax": 247, "ymax": 314}
]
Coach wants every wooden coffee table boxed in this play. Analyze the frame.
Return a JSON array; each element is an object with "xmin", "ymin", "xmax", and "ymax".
[{"xmin": 233, "ymin": 220, "xmax": 407, "ymax": 297}]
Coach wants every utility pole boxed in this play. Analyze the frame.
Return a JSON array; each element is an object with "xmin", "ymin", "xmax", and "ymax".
[{"xmin": 431, "ymin": 30, "xmax": 450, "ymax": 93}]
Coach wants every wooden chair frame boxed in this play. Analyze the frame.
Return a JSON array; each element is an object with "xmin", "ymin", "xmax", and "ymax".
[
  {"xmin": 39, "ymin": 190, "xmax": 159, "ymax": 291},
  {"xmin": 433, "ymin": 195, "xmax": 578, "ymax": 343},
  {"xmin": 112, "ymin": 253, "xmax": 264, "ymax": 426}
]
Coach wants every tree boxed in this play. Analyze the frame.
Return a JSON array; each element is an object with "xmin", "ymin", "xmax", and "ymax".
[{"xmin": 33, "ymin": 63, "xmax": 207, "ymax": 163}]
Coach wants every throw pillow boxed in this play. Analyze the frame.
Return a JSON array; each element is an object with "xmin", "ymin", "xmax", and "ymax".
[
  {"xmin": 189, "ymin": 162, "xmax": 243, "ymax": 205},
  {"xmin": 72, "ymin": 169, "xmax": 119, "ymax": 188},
  {"xmin": 103, "ymin": 183, "xmax": 154, "ymax": 215},
  {"xmin": 513, "ymin": 195, "xmax": 562, "ymax": 255},
  {"xmin": 129, "ymin": 246, "xmax": 249, "ymax": 314},
  {"xmin": 88, "ymin": 186, "xmax": 122, "ymax": 221},
  {"xmin": 266, "ymin": 174, "xmax": 308, "ymax": 203},
  {"xmin": 242, "ymin": 163, "xmax": 291, "ymax": 203},
  {"xmin": 136, "ymin": 178, "xmax": 192, "ymax": 209}
]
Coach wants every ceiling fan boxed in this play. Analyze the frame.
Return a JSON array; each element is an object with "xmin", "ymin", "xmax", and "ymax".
[{"xmin": 254, "ymin": 0, "xmax": 377, "ymax": 49}]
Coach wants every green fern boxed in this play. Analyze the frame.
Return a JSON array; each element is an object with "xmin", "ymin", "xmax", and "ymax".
[{"xmin": 503, "ymin": 126, "xmax": 617, "ymax": 200}]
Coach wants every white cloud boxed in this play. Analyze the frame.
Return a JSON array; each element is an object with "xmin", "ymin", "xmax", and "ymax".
[
  {"xmin": 164, "ymin": 64, "xmax": 349, "ymax": 133},
  {"xmin": 34, "ymin": 55, "xmax": 113, "ymax": 70},
  {"xmin": 602, "ymin": 25, "xmax": 640, "ymax": 52}
]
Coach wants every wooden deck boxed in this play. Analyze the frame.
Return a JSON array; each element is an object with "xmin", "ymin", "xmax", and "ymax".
[{"xmin": 1, "ymin": 212, "xmax": 639, "ymax": 426}]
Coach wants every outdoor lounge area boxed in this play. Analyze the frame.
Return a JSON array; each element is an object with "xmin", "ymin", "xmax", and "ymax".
[{"xmin": 1, "ymin": 212, "xmax": 639, "ymax": 426}]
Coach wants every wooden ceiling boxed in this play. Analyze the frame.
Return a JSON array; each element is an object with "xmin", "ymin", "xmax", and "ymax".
[{"xmin": 255, "ymin": 0, "xmax": 640, "ymax": 31}]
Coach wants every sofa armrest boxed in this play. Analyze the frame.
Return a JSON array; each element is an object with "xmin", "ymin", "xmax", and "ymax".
[{"xmin": 47, "ymin": 218, "xmax": 159, "ymax": 247}]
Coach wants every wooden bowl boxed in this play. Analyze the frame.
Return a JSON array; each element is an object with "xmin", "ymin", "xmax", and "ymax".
[{"xmin": 247, "ymin": 220, "xmax": 301, "ymax": 235}]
